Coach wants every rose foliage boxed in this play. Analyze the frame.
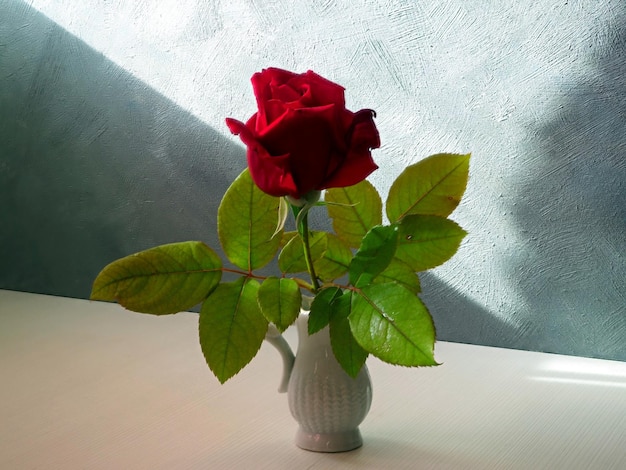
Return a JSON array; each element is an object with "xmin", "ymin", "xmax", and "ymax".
[{"xmin": 92, "ymin": 68, "xmax": 471, "ymax": 384}]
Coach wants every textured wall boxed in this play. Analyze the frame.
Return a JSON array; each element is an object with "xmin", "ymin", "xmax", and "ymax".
[{"xmin": 1, "ymin": 0, "xmax": 625, "ymax": 361}]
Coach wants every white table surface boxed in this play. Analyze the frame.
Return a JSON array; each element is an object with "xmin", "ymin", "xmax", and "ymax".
[{"xmin": 1, "ymin": 289, "xmax": 625, "ymax": 469}]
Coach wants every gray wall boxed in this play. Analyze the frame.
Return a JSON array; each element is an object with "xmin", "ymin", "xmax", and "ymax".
[{"xmin": 1, "ymin": 0, "xmax": 624, "ymax": 361}]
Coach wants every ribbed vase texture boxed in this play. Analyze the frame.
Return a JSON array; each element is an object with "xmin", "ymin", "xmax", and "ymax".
[{"xmin": 287, "ymin": 315, "xmax": 372, "ymax": 452}]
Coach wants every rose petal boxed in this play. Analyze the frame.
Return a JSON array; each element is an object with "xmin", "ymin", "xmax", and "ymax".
[
  {"xmin": 258, "ymin": 105, "xmax": 338, "ymax": 196},
  {"xmin": 349, "ymin": 109, "xmax": 381, "ymax": 152},
  {"xmin": 252, "ymin": 69, "xmax": 297, "ymax": 127},
  {"xmin": 272, "ymin": 82, "xmax": 303, "ymax": 103},
  {"xmin": 321, "ymin": 149, "xmax": 378, "ymax": 190},
  {"xmin": 226, "ymin": 116, "xmax": 299, "ymax": 197},
  {"xmin": 247, "ymin": 145, "xmax": 299, "ymax": 197},
  {"xmin": 300, "ymin": 70, "xmax": 346, "ymax": 107},
  {"xmin": 259, "ymin": 100, "xmax": 288, "ymax": 131},
  {"xmin": 231, "ymin": 68, "xmax": 380, "ymax": 198},
  {"xmin": 225, "ymin": 117, "xmax": 255, "ymax": 144},
  {"xmin": 320, "ymin": 109, "xmax": 379, "ymax": 189}
]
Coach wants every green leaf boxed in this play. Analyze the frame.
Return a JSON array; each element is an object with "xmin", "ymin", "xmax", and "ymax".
[
  {"xmin": 199, "ymin": 278, "xmax": 268, "ymax": 383},
  {"xmin": 395, "ymin": 214, "xmax": 467, "ymax": 271},
  {"xmin": 278, "ymin": 232, "xmax": 351, "ymax": 281},
  {"xmin": 308, "ymin": 286, "xmax": 343, "ymax": 334},
  {"xmin": 218, "ymin": 169, "xmax": 282, "ymax": 270},
  {"xmin": 349, "ymin": 225, "xmax": 399, "ymax": 288},
  {"xmin": 315, "ymin": 233, "xmax": 352, "ymax": 281},
  {"xmin": 330, "ymin": 292, "xmax": 368, "ymax": 377},
  {"xmin": 326, "ymin": 180, "xmax": 383, "ymax": 248},
  {"xmin": 373, "ymin": 258, "xmax": 421, "ymax": 294},
  {"xmin": 278, "ymin": 231, "xmax": 327, "ymax": 274},
  {"xmin": 349, "ymin": 283, "xmax": 437, "ymax": 366},
  {"xmin": 257, "ymin": 277, "xmax": 301, "ymax": 332},
  {"xmin": 272, "ymin": 197, "xmax": 290, "ymax": 239},
  {"xmin": 280, "ymin": 231, "xmax": 298, "ymax": 248},
  {"xmin": 386, "ymin": 153, "xmax": 470, "ymax": 223},
  {"xmin": 91, "ymin": 241, "xmax": 222, "ymax": 315}
]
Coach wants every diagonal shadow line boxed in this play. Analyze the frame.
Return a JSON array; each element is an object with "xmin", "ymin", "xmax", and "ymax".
[
  {"xmin": 0, "ymin": 1, "xmax": 548, "ymax": 351},
  {"xmin": 6, "ymin": 1, "xmax": 621, "ymax": 364},
  {"xmin": 0, "ymin": 0, "xmax": 247, "ymax": 299}
]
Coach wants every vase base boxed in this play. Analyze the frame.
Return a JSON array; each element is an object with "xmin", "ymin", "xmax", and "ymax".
[{"xmin": 295, "ymin": 428, "xmax": 363, "ymax": 453}]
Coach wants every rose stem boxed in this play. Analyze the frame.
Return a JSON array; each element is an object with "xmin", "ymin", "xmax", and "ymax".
[{"xmin": 297, "ymin": 210, "xmax": 320, "ymax": 293}]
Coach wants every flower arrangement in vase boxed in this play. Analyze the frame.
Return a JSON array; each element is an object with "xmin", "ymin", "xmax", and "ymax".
[{"xmin": 92, "ymin": 67, "xmax": 470, "ymax": 452}]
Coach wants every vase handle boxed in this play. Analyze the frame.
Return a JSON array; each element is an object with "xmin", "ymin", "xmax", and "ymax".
[{"xmin": 265, "ymin": 324, "xmax": 295, "ymax": 393}]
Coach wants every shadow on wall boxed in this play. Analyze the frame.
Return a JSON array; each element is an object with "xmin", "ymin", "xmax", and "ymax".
[
  {"xmin": 507, "ymin": 14, "xmax": 626, "ymax": 361},
  {"xmin": 419, "ymin": 9, "xmax": 626, "ymax": 363},
  {"xmin": 419, "ymin": 272, "xmax": 521, "ymax": 351},
  {"xmin": 0, "ymin": 1, "xmax": 247, "ymax": 299}
]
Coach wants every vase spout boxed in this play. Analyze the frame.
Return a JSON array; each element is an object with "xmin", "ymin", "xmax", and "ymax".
[{"xmin": 265, "ymin": 324, "xmax": 295, "ymax": 393}]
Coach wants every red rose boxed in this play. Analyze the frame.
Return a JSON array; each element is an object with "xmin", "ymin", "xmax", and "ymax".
[{"xmin": 226, "ymin": 68, "xmax": 380, "ymax": 199}]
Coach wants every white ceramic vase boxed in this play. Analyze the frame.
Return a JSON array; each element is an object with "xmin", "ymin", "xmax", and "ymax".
[{"xmin": 267, "ymin": 314, "xmax": 373, "ymax": 452}]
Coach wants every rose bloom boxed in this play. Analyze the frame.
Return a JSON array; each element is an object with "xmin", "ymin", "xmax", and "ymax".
[{"xmin": 226, "ymin": 68, "xmax": 380, "ymax": 199}]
